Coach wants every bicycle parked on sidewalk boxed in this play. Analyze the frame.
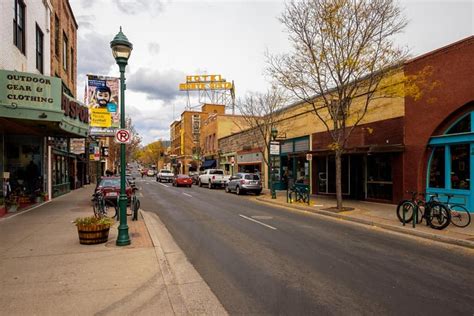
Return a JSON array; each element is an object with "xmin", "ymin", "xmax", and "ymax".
[
  {"xmin": 131, "ymin": 194, "xmax": 140, "ymax": 221},
  {"xmin": 396, "ymin": 191, "xmax": 451, "ymax": 230},
  {"xmin": 438, "ymin": 194, "xmax": 471, "ymax": 228},
  {"xmin": 91, "ymin": 191, "xmax": 117, "ymax": 219}
]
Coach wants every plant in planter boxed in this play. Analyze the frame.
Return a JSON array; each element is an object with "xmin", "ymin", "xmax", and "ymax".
[
  {"xmin": 6, "ymin": 197, "xmax": 19, "ymax": 212},
  {"xmin": 74, "ymin": 216, "xmax": 115, "ymax": 245}
]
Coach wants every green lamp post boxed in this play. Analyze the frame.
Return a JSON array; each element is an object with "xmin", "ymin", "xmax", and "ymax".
[
  {"xmin": 270, "ymin": 127, "xmax": 278, "ymax": 199},
  {"xmin": 111, "ymin": 27, "xmax": 133, "ymax": 246}
]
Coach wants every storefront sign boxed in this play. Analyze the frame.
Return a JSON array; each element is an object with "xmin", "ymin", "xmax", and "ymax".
[
  {"xmin": 270, "ymin": 141, "xmax": 280, "ymax": 155},
  {"xmin": 0, "ymin": 70, "xmax": 61, "ymax": 110},
  {"xmin": 70, "ymin": 139, "xmax": 86, "ymax": 155},
  {"xmin": 62, "ymin": 94, "xmax": 89, "ymax": 124},
  {"xmin": 89, "ymin": 127, "xmax": 116, "ymax": 137}
]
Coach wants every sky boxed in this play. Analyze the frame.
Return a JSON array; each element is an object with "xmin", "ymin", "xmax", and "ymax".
[{"xmin": 69, "ymin": 0, "xmax": 473, "ymax": 145}]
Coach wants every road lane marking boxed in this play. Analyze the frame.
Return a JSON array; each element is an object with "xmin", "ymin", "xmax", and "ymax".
[
  {"xmin": 182, "ymin": 193, "xmax": 193, "ymax": 197},
  {"xmin": 159, "ymin": 183, "xmax": 169, "ymax": 187},
  {"xmin": 239, "ymin": 214, "xmax": 277, "ymax": 230}
]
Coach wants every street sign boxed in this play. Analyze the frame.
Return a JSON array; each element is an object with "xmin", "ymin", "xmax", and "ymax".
[
  {"xmin": 270, "ymin": 141, "xmax": 280, "ymax": 155},
  {"xmin": 306, "ymin": 153, "xmax": 312, "ymax": 161},
  {"xmin": 115, "ymin": 129, "xmax": 132, "ymax": 144}
]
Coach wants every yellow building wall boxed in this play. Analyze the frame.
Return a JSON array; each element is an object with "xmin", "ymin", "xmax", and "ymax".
[{"xmin": 273, "ymin": 70, "xmax": 406, "ymax": 138}]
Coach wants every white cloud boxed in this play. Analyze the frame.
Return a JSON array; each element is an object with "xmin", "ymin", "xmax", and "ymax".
[{"xmin": 127, "ymin": 68, "xmax": 185, "ymax": 101}]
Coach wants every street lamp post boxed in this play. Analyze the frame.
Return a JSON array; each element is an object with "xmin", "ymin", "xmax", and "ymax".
[
  {"xmin": 111, "ymin": 27, "xmax": 133, "ymax": 246},
  {"xmin": 269, "ymin": 127, "xmax": 278, "ymax": 199}
]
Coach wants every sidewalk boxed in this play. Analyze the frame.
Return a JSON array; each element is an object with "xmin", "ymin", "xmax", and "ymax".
[
  {"xmin": 256, "ymin": 190, "xmax": 474, "ymax": 249},
  {"xmin": 0, "ymin": 185, "xmax": 226, "ymax": 315}
]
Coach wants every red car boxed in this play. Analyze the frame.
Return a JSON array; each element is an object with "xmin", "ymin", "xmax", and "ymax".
[
  {"xmin": 172, "ymin": 174, "xmax": 193, "ymax": 187},
  {"xmin": 95, "ymin": 176, "xmax": 133, "ymax": 205}
]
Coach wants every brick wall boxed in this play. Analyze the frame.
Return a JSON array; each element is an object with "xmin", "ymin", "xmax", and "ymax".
[
  {"xmin": 50, "ymin": 0, "xmax": 77, "ymax": 97},
  {"xmin": 404, "ymin": 36, "xmax": 474, "ymax": 193}
]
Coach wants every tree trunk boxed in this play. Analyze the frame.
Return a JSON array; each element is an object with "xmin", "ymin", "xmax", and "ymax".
[{"xmin": 335, "ymin": 149, "xmax": 343, "ymax": 210}]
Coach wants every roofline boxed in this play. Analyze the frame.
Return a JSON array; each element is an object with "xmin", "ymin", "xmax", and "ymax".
[
  {"xmin": 65, "ymin": 0, "xmax": 78, "ymax": 29},
  {"xmin": 405, "ymin": 35, "xmax": 474, "ymax": 65}
]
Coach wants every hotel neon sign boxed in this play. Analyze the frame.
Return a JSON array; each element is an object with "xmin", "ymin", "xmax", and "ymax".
[{"xmin": 179, "ymin": 74, "xmax": 233, "ymax": 91}]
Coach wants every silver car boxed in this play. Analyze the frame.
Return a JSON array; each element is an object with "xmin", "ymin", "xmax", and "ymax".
[{"xmin": 225, "ymin": 173, "xmax": 262, "ymax": 195}]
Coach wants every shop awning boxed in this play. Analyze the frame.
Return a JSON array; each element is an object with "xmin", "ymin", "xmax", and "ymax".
[{"xmin": 202, "ymin": 159, "xmax": 217, "ymax": 169}]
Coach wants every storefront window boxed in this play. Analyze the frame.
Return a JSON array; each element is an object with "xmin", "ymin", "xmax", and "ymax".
[
  {"xmin": 429, "ymin": 147, "xmax": 445, "ymax": 188},
  {"xmin": 446, "ymin": 114, "xmax": 470, "ymax": 135},
  {"xmin": 451, "ymin": 144, "xmax": 470, "ymax": 190},
  {"xmin": 316, "ymin": 155, "xmax": 349, "ymax": 194},
  {"xmin": 367, "ymin": 154, "xmax": 392, "ymax": 200}
]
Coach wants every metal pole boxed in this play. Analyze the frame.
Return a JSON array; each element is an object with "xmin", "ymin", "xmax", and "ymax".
[
  {"xmin": 116, "ymin": 61, "xmax": 130, "ymax": 246},
  {"xmin": 271, "ymin": 154, "xmax": 276, "ymax": 199}
]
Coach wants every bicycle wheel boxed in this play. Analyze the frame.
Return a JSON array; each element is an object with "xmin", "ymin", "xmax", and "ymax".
[
  {"xmin": 396, "ymin": 200, "xmax": 416, "ymax": 223},
  {"xmin": 427, "ymin": 203, "xmax": 451, "ymax": 230},
  {"xmin": 450, "ymin": 205, "xmax": 471, "ymax": 228},
  {"xmin": 92, "ymin": 199, "xmax": 100, "ymax": 217}
]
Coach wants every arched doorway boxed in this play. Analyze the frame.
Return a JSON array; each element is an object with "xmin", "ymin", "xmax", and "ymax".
[{"xmin": 427, "ymin": 111, "xmax": 474, "ymax": 211}]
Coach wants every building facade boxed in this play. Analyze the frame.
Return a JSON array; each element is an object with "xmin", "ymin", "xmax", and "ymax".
[
  {"xmin": 50, "ymin": 0, "xmax": 77, "ymax": 97},
  {"xmin": 0, "ymin": 0, "xmax": 87, "ymax": 216},
  {"xmin": 169, "ymin": 104, "xmax": 226, "ymax": 174},
  {"xmin": 200, "ymin": 113, "xmax": 248, "ymax": 172},
  {"xmin": 218, "ymin": 36, "xmax": 474, "ymax": 209}
]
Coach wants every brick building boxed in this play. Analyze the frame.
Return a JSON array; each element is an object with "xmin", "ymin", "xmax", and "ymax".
[{"xmin": 50, "ymin": 0, "xmax": 77, "ymax": 98}]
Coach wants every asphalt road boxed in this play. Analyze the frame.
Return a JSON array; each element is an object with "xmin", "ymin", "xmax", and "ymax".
[{"xmin": 136, "ymin": 176, "xmax": 474, "ymax": 315}]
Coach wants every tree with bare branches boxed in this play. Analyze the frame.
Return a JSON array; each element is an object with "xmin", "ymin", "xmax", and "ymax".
[
  {"xmin": 267, "ymin": 0, "xmax": 411, "ymax": 209},
  {"xmin": 235, "ymin": 88, "xmax": 290, "ymax": 186}
]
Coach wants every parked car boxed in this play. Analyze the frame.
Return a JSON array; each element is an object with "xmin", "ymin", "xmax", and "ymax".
[
  {"xmin": 225, "ymin": 173, "xmax": 262, "ymax": 195},
  {"xmin": 172, "ymin": 174, "xmax": 193, "ymax": 187},
  {"xmin": 157, "ymin": 169, "xmax": 174, "ymax": 182},
  {"xmin": 95, "ymin": 176, "xmax": 133, "ymax": 205},
  {"xmin": 188, "ymin": 171, "xmax": 200, "ymax": 184},
  {"xmin": 199, "ymin": 169, "xmax": 226, "ymax": 189}
]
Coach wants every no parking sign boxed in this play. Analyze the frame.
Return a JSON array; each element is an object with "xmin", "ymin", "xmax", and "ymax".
[{"xmin": 115, "ymin": 129, "xmax": 132, "ymax": 144}]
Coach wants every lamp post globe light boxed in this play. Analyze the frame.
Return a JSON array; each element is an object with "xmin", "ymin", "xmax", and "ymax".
[
  {"xmin": 111, "ymin": 27, "xmax": 133, "ymax": 246},
  {"xmin": 270, "ymin": 127, "xmax": 278, "ymax": 199}
]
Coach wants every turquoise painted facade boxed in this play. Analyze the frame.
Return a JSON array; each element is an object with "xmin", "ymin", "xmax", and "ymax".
[{"xmin": 427, "ymin": 112, "xmax": 474, "ymax": 212}]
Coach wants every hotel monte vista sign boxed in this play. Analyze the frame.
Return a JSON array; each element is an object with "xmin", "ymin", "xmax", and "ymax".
[{"xmin": 0, "ymin": 70, "xmax": 89, "ymax": 137}]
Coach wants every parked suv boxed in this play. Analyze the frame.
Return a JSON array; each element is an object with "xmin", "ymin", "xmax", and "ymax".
[{"xmin": 225, "ymin": 173, "xmax": 262, "ymax": 195}]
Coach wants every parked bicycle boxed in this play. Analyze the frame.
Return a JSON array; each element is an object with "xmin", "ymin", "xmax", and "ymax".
[
  {"xmin": 131, "ymin": 194, "xmax": 140, "ymax": 221},
  {"xmin": 439, "ymin": 194, "xmax": 471, "ymax": 228},
  {"xmin": 397, "ymin": 191, "xmax": 451, "ymax": 230},
  {"xmin": 91, "ymin": 191, "xmax": 117, "ymax": 219}
]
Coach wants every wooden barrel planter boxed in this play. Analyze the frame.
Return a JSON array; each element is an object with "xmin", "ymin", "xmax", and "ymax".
[{"xmin": 77, "ymin": 224, "xmax": 111, "ymax": 245}]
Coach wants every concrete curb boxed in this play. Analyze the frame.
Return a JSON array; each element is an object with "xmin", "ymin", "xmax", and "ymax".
[
  {"xmin": 256, "ymin": 197, "xmax": 474, "ymax": 249},
  {"xmin": 140, "ymin": 209, "xmax": 228, "ymax": 315}
]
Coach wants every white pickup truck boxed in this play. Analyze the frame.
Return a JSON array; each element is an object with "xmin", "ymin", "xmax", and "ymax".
[
  {"xmin": 156, "ymin": 169, "xmax": 174, "ymax": 183},
  {"xmin": 198, "ymin": 169, "xmax": 229, "ymax": 189}
]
